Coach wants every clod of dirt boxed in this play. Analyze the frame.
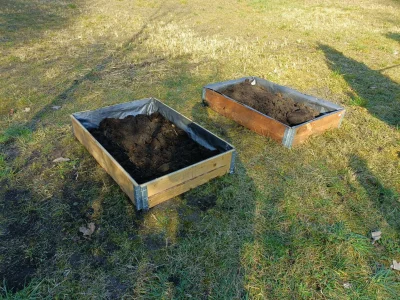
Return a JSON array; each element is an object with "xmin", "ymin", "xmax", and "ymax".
[
  {"xmin": 220, "ymin": 79, "xmax": 320, "ymax": 126},
  {"xmin": 90, "ymin": 113, "xmax": 219, "ymax": 184}
]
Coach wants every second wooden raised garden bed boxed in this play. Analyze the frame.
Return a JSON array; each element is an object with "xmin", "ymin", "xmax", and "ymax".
[
  {"xmin": 71, "ymin": 98, "xmax": 235, "ymax": 210},
  {"xmin": 203, "ymin": 77, "xmax": 345, "ymax": 148}
]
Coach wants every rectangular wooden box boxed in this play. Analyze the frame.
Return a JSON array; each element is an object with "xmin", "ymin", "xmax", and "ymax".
[
  {"xmin": 203, "ymin": 77, "xmax": 345, "ymax": 148},
  {"xmin": 71, "ymin": 98, "xmax": 235, "ymax": 210}
]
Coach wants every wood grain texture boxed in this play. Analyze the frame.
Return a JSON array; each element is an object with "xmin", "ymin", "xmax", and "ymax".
[
  {"xmin": 291, "ymin": 110, "xmax": 345, "ymax": 146},
  {"xmin": 204, "ymin": 89, "xmax": 287, "ymax": 142},
  {"xmin": 147, "ymin": 165, "xmax": 229, "ymax": 208},
  {"xmin": 71, "ymin": 116, "xmax": 137, "ymax": 204},
  {"xmin": 145, "ymin": 151, "xmax": 232, "ymax": 197}
]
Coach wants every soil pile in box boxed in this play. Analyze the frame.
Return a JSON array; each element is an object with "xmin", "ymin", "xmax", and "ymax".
[
  {"xmin": 90, "ymin": 113, "xmax": 219, "ymax": 184},
  {"xmin": 220, "ymin": 79, "xmax": 320, "ymax": 126}
]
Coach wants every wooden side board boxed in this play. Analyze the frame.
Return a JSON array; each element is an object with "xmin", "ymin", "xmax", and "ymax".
[
  {"xmin": 204, "ymin": 89, "xmax": 287, "ymax": 142},
  {"xmin": 291, "ymin": 110, "xmax": 344, "ymax": 146},
  {"xmin": 145, "ymin": 151, "xmax": 232, "ymax": 196},
  {"xmin": 71, "ymin": 116, "xmax": 137, "ymax": 204},
  {"xmin": 204, "ymin": 88, "xmax": 344, "ymax": 147},
  {"xmin": 146, "ymin": 164, "xmax": 230, "ymax": 208}
]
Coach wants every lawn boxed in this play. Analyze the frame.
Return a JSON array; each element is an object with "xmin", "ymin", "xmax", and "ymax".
[{"xmin": 0, "ymin": 0, "xmax": 399, "ymax": 298}]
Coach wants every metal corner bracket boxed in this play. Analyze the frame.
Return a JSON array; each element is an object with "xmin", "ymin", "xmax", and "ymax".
[
  {"xmin": 229, "ymin": 150, "xmax": 236, "ymax": 174},
  {"xmin": 337, "ymin": 110, "xmax": 345, "ymax": 128},
  {"xmin": 134, "ymin": 185, "xmax": 149, "ymax": 211},
  {"xmin": 282, "ymin": 127, "xmax": 296, "ymax": 149},
  {"xmin": 201, "ymin": 88, "xmax": 208, "ymax": 107}
]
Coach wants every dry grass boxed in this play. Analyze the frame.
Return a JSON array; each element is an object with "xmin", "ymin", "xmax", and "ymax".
[{"xmin": 0, "ymin": 0, "xmax": 399, "ymax": 298}]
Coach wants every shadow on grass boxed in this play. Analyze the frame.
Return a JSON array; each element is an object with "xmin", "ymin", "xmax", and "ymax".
[
  {"xmin": 1, "ymin": 27, "xmax": 256, "ymax": 298},
  {"xmin": 319, "ymin": 44, "xmax": 400, "ymax": 127},
  {"xmin": 386, "ymin": 32, "xmax": 400, "ymax": 43},
  {"xmin": 349, "ymin": 154, "xmax": 400, "ymax": 231},
  {"xmin": 0, "ymin": 2, "xmax": 192, "ymax": 294},
  {"xmin": 0, "ymin": 177, "xmax": 101, "ymax": 295},
  {"xmin": 52, "ymin": 70, "xmax": 256, "ymax": 298},
  {"xmin": 17, "ymin": 158, "xmax": 255, "ymax": 298},
  {"xmin": 0, "ymin": 189, "xmax": 38, "ymax": 293},
  {"xmin": 154, "ymin": 157, "xmax": 256, "ymax": 298},
  {"xmin": 0, "ymin": 0, "xmax": 79, "ymax": 45},
  {"xmin": 26, "ymin": 5, "xmax": 173, "ymax": 131}
]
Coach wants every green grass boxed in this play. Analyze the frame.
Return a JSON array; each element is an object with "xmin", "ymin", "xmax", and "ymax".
[
  {"xmin": 0, "ymin": 0, "xmax": 399, "ymax": 298},
  {"xmin": 0, "ymin": 125, "xmax": 32, "ymax": 144}
]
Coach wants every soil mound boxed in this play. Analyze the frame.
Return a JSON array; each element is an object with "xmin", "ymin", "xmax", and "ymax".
[
  {"xmin": 90, "ymin": 113, "xmax": 219, "ymax": 184},
  {"xmin": 220, "ymin": 79, "xmax": 320, "ymax": 126}
]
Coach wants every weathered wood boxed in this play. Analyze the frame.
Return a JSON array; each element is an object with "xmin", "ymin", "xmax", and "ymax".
[
  {"xmin": 291, "ymin": 110, "xmax": 344, "ymax": 146},
  {"xmin": 147, "ymin": 165, "xmax": 229, "ymax": 208},
  {"xmin": 72, "ymin": 110, "xmax": 234, "ymax": 210},
  {"xmin": 145, "ymin": 151, "xmax": 232, "ymax": 197},
  {"xmin": 204, "ymin": 87, "xmax": 344, "ymax": 147},
  {"xmin": 71, "ymin": 116, "xmax": 137, "ymax": 204},
  {"xmin": 204, "ymin": 89, "xmax": 287, "ymax": 142}
]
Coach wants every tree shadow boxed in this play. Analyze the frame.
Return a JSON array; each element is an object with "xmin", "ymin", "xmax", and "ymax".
[
  {"xmin": 26, "ymin": 5, "xmax": 174, "ymax": 131},
  {"xmin": 0, "ymin": 175, "xmax": 103, "ymax": 295},
  {"xmin": 0, "ymin": 0, "xmax": 79, "ymax": 45},
  {"xmin": 1, "ymin": 4, "xmax": 189, "ymax": 296},
  {"xmin": 318, "ymin": 44, "xmax": 400, "ymax": 127},
  {"xmin": 349, "ymin": 154, "xmax": 400, "ymax": 231},
  {"xmin": 160, "ymin": 157, "xmax": 256, "ymax": 298},
  {"xmin": 123, "ymin": 100, "xmax": 257, "ymax": 298},
  {"xmin": 386, "ymin": 32, "xmax": 400, "ymax": 43},
  {"xmin": 1, "ymin": 23, "xmax": 256, "ymax": 298}
]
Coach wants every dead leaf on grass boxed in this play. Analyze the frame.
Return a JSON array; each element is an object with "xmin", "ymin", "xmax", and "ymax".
[
  {"xmin": 343, "ymin": 282, "xmax": 352, "ymax": 289},
  {"xmin": 371, "ymin": 230, "xmax": 381, "ymax": 244},
  {"xmin": 390, "ymin": 260, "xmax": 400, "ymax": 271},
  {"xmin": 9, "ymin": 109, "xmax": 14, "ymax": 116},
  {"xmin": 52, "ymin": 105, "xmax": 62, "ymax": 110},
  {"xmin": 79, "ymin": 222, "xmax": 95, "ymax": 236},
  {"xmin": 53, "ymin": 157, "xmax": 70, "ymax": 163}
]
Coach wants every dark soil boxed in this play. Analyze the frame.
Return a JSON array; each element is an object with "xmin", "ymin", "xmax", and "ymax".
[
  {"xmin": 220, "ymin": 79, "xmax": 320, "ymax": 126},
  {"xmin": 90, "ymin": 113, "xmax": 219, "ymax": 184},
  {"xmin": 0, "ymin": 261, "xmax": 36, "ymax": 293}
]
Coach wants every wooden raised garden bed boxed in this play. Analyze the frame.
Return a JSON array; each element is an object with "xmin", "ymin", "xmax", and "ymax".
[
  {"xmin": 71, "ymin": 98, "xmax": 235, "ymax": 210},
  {"xmin": 203, "ymin": 77, "xmax": 345, "ymax": 148}
]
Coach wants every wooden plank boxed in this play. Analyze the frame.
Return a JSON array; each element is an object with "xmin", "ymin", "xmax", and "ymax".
[
  {"xmin": 291, "ymin": 110, "xmax": 344, "ymax": 146},
  {"xmin": 71, "ymin": 116, "xmax": 137, "ymax": 204},
  {"xmin": 145, "ymin": 151, "xmax": 232, "ymax": 197},
  {"xmin": 204, "ymin": 89, "xmax": 287, "ymax": 142},
  {"xmin": 147, "ymin": 165, "xmax": 229, "ymax": 208}
]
